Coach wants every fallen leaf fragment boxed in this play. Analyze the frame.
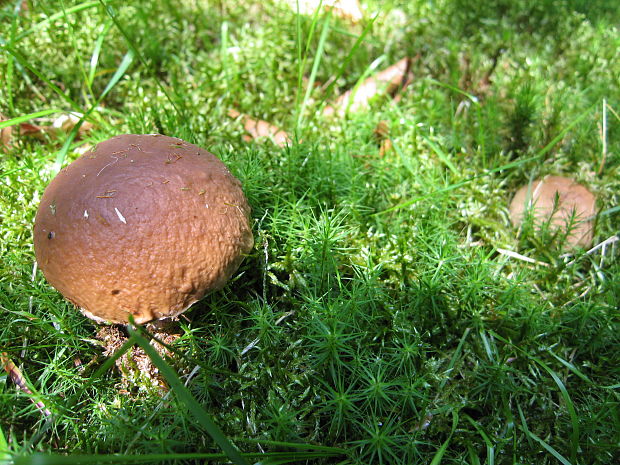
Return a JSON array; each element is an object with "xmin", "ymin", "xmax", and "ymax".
[
  {"xmin": 0, "ymin": 113, "xmax": 12, "ymax": 150},
  {"xmin": 16, "ymin": 122, "xmax": 46, "ymax": 139},
  {"xmin": 228, "ymin": 109, "xmax": 291, "ymax": 147},
  {"xmin": 52, "ymin": 111, "xmax": 94, "ymax": 135},
  {"xmin": 1, "ymin": 352, "xmax": 51, "ymax": 416},
  {"xmin": 373, "ymin": 120, "xmax": 393, "ymax": 156},
  {"xmin": 286, "ymin": 0, "xmax": 363, "ymax": 23},
  {"xmin": 324, "ymin": 0, "xmax": 363, "ymax": 22},
  {"xmin": 0, "ymin": 111, "xmax": 93, "ymax": 150},
  {"xmin": 0, "ymin": 113, "xmax": 45, "ymax": 149},
  {"xmin": 324, "ymin": 57, "xmax": 415, "ymax": 116},
  {"xmin": 458, "ymin": 47, "xmax": 504, "ymax": 101}
]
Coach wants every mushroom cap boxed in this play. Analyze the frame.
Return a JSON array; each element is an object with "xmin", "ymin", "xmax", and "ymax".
[
  {"xmin": 33, "ymin": 134, "xmax": 253, "ymax": 324},
  {"xmin": 509, "ymin": 175, "xmax": 596, "ymax": 249}
]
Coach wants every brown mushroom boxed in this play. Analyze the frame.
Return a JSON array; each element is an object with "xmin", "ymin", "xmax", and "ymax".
[
  {"xmin": 509, "ymin": 175, "xmax": 596, "ymax": 249},
  {"xmin": 33, "ymin": 134, "xmax": 253, "ymax": 324}
]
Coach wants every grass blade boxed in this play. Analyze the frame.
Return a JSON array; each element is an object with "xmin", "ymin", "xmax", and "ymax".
[
  {"xmin": 54, "ymin": 49, "xmax": 134, "ymax": 171},
  {"xmin": 127, "ymin": 325, "xmax": 250, "ymax": 465},
  {"xmin": 295, "ymin": 0, "xmax": 303, "ymax": 109},
  {"xmin": 339, "ymin": 55, "xmax": 387, "ymax": 113},
  {"xmin": 490, "ymin": 332, "xmax": 580, "ymax": 463},
  {"xmin": 377, "ymin": 102, "xmax": 596, "ymax": 214},
  {"xmin": 4, "ymin": 1, "xmax": 22, "ymax": 113},
  {"xmin": 516, "ymin": 403, "xmax": 533, "ymax": 447},
  {"xmin": 439, "ymin": 327, "xmax": 471, "ymax": 392},
  {"xmin": 428, "ymin": 78, "xmax": 480, "ymax": 105},
  {"xmin": 547, "ymin": 350, "xmax": 593, "ymax": 384},
  {"xmin": 0, "ymin": 44, "xmax": 83, "ymax": 113},
  {"xmin": 97, "ymin": 49, "xmax": 134, "ymax": 100},
  {"xmin": 99, "ymin": 0, "xmax": 182, "ymax": 118},
  {"xmin": 429, "ymin": 410, "xmax": 459, "ymax": 465},
  {"xmin": 87, "ymin": 19, "xmax": 114, "ymax": 90},
  {"xmin": 13, "ymin": 1, "xmax": 109, "ymax": 42},
  {"xmin": 237, "ymin": 438, "xmax": 345, "ymax": 454},
  {"xmin": 295, "ymin": 0, "xmax": 324, "ymax": 113},
  {"xmin": 598, "ymin": 205, "xmax": 620, "ymax": 218},
  {"xmin": 13, "ymin": 450, "xmax": 341, "ymax": 465},
  {"xmin": 0, "ymin": 424, "xmax": 10, "ymax": 462},
  {"xmin": 535, "ymin": 361, "xmax": 580, "ymax": 464},
  {"xmin": 62, "ymin": 336, "xmax": 137, "ymax": 413},
  {"xmin": 463, "ymin": 414, "xmax": 495, "ymax": 465},
  {"xmin": 478, "ymin": 329, "xmax": 495, "ymax": 364},
  {"xmin": 296, "ymin": 13, "xmax": 331, "ymax": 130},
  {"xmin": 525, "ymin": 431, "xmax": 573, "ymax": 465},
  {"xmin": 421, "ymin": 135, "xmax": 459, "ymax": 175},
  {"xmin": 0, "ymin": 110, "xmax": 63, "ymax": 129},
  {"xmin": 317, "ymin": 12, "xmax": 380, "ymax": 109},
  {"xmin": 601, "ymin": 383, "xmax": 620, "ymax": 389}
]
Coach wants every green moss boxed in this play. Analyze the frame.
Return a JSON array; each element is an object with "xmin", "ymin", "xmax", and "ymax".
[{"xmin": 1, "ymin": 1, "xmax": 618, "ymax": 463}]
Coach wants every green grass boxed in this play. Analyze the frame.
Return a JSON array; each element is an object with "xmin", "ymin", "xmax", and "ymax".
[{"xmin": 1, "ymin": 0, "xmax": 619, "ymax": 463}]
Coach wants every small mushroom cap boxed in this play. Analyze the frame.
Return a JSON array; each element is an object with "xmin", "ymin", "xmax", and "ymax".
[
  {"xmin": 33, "ymin": 134, "xmax": 253, "ymax": 324},
  {"xmin": 509, "ymin": 175, "xmax": 596, "ymax": 249}
]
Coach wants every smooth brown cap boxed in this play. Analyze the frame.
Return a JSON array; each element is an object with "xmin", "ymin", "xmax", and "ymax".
[
  {"xmin": 509, "ymin": 175, "xmax": 596, "ymax": 249},
  {"xmin": 33, "ymin": 134, "xmax": 253, "ymax": 324}
]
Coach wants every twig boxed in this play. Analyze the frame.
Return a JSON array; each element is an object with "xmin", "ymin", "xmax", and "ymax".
[
  {"xmin": 1, "ymin": 352, "xmax": 51, "ymax": 417},
  {"xmin": 597, "ymin": 98, "xmax": 607, "ymax": 175},
  {"xmin": 496, "ymin": 248, "xmax": 550, "ymax": 267},
  {"xmin": 564, "ymin": 234, "xmax": 619, "ymax": 267}
]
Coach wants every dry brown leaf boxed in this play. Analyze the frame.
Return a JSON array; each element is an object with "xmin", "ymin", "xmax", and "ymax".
[
  {"xmin": 286, "ymin": 0, "xmax": 363, "ymax": 23},
  {"xmin": 324, "ymin": 0, "xmax": 363, "ymax": 22},
  {"xmin": 228, "ymin": 109, "xmax": 291, "ymax": 147},
  {"xmin": 52, "ymin": 111, "xmax": 94, "ymax": 135},
  {"xmin": 0, "ymin": 113, "xmax": 12, "ymax": 150},
  {"xmin": 373, "ymin": 120, "xmax": 393, "ymax": 156},
  {"xmin": 1, "ymin": 352, "xmax": 52, "ymax": 416},
  {"xmin": 379, "ymin": 138, "xmax": 393, "ymax": 156},
  {"xmin": 17, "ymin": 122, "xmax": 46, "ymax": 139},
  {"xmin": 457, "ymin": 47, "xmax": 504, "ymax": 101},
  {"xmin": 324, "ymin": 57, "xmax": 415, "ymax": 116},
  {"xmin": 0, "ymin": 113, "xmax": 45, "ymax": 149},
  {"xmin": 0, "ymin": 112, "xmax": 94, "ymax": 151},
  {"xmin": 373, "ymin": 120, "xmax": 390, "ymax": 141}
]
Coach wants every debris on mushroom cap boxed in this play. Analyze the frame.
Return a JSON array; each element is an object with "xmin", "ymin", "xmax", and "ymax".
[
  {"xmin": 509, "ymin": 175, "xmax": 597, "ymax": 249},
  {"xmin": 33, "ymin": 134, "xmax": 254, "ymax": 324}
]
